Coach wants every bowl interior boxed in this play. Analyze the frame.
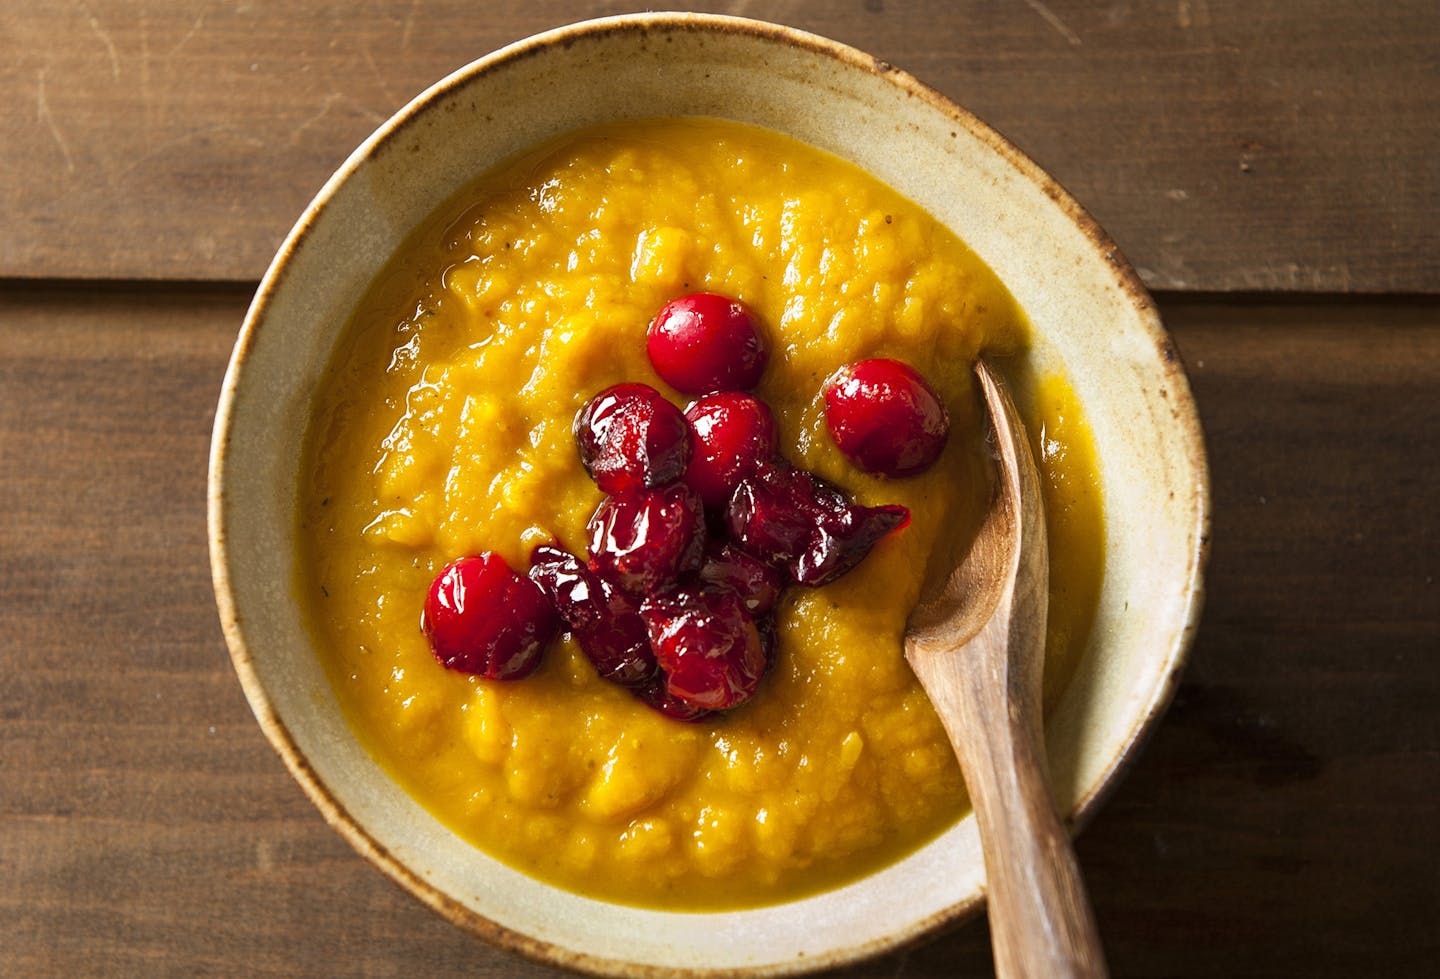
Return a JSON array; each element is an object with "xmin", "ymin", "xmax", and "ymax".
[{"xmin": 210, "ymin": 13, "xmax": 1207, "ymax": 976}]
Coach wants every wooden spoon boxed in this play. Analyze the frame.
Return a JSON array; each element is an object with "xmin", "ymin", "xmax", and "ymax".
[{"xmin": 904, "ymin": 359, "xmax": 1107, "ymax": 978}]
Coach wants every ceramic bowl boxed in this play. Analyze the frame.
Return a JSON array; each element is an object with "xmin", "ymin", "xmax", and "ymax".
[{"xmin": 209, "ymin": 12, "xmax": 1208, "ymax": 976}]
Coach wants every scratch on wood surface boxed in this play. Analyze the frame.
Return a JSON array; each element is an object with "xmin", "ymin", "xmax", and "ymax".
[
  {"xmin": 290, "ymin": 92, "xmax": 343, "ymax": 145},
  {"xmin": 139, "ymin": 20, "xmax": 154, "ymax": 130},
  {"xmin": 1020, "ymin": 0, "xmax": 1083, "ymax": 47},
  {"xmin": 399, "ymin": 0, "xmax": 420, "ymax": 52},
  {"xmin": 360, "ymin": 42, "xmax": 400, "ymax": 108},
  {"xmin": 167, "ymin": 13, "xmax": 206, "ymax": 57},
  {"xmin": 35, "ymin": 68, "xmax": 77, "ymax": 174},
  {"xmin": 340, "ymin": 93, "xmax": 386, "ymax": 126},
  {"xmin": 78, "ymin": 0, "xmax": 121, "ymax": 80}
]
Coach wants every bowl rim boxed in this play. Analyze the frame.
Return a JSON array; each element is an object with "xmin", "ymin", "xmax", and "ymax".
[{"xmin": 209, "ymin": 10, "xmax": 1211, "ymax": 977}]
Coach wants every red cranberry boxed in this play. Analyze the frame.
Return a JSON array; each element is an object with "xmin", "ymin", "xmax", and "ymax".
[
  {"xmin": 697, "ymin": 540, "xmax": 784, "ymax": 616},
  {"xmin": 726, "ymin": 463, "xmax": 911, "ymax": 586},
  {"xmin": 683, "ymin": 392, "xmax": 779, "ymax": 509},
  {"xmin": 822, "ymin": 358, "xmax": 950, "ymax": 477},
  {"xmin": 587, "ymin": 483, "xmax": 705, "ymax": 595},
  {"xmin": 422, "ymin": 553, "xmax": 557, "ymax": 679},
  {"xmin": 756, "ymin": 613, "xmax": 779, "ymax": 670},
  {"xmin": 529, "ymin": 545, "xmax": 657, "ymax": 687},
  {"xmin": 641, "ymin": 587, "xmax": 767, "ymax": 711},
  {"xmin": 632, "ymin": 677, "xmax": 715, "ymax": 722},
  {"xmin": 575, "ymin": 383, "xmax": 691, "ymax": 493},
  {"xmin": 647, "ymin": 293, "xmax": 768, "ymax": 395}
]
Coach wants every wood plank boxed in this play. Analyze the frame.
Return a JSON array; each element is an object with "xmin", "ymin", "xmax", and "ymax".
[
  {"xmin": 0, "ymin": 286, "xmax": 1436, "ymax": 975},
  {"xmin": 1087, "ymin": 300, "xmax": 1440, "ymax": 977},
  {"xmin": 1, "ymin": 1, "xmax": 1436, "ymax": 292}
]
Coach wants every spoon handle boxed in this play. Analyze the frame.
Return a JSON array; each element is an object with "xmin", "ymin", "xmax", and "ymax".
[{"xmin": 918, "ymin": 607, "xmax": 1108, "ymax": 979}]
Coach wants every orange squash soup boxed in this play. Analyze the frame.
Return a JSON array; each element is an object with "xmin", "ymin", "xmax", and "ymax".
[{"xmin": 297, "ymin": 117, "xmax": 1103, "ymax": 909}]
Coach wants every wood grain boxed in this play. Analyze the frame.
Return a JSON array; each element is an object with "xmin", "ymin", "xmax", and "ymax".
[
  {"xmin": 1, "ymin": 1, "xmax": 1437, "ymax": 292},
  {"xmin": 1, "ymin": 285, "xmax": 1435, "ymax": 976}
]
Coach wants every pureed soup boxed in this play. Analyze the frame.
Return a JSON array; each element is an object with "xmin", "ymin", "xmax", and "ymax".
[{"xmin": 299, "ymin": 117, "xmax": 1104, "ymax": 909}]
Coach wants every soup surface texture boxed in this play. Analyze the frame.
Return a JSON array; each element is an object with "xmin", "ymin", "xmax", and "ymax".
[{"xmin": 299, "ymin": 117, "xmax": 1103, "ymax": 909}]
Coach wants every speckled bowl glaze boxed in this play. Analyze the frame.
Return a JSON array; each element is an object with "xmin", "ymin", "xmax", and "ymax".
[{"xmin": 209, "ymin": 12, "xmax": 1209, "ymax": 976}]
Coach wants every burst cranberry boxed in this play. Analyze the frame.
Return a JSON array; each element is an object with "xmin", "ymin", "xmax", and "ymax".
[
  {"xmin": 422, "ymin": 553, "xmax": 557, "ymax": 679},
  {"xmin": 683, "ymin": 392, "xmax": 779, "ymax": 508},
  {"xmin": 587, "ymin": 483, "xmax": 705, "ymax": 595},
  {"xmin": 726, "ymin": 463, "xmax": 910, "ymax": 586},
  {"xmin": 756, "ymin": 613, "xmax": 779, "ymax": 670},
  {"xmin": 574, "ymin": 382, "xmax": 691, "ymax": 493},
  {"xmin": 697, "ymin": 540, "xmax": 784, "ymax": 615},
  {"xmin": 641, "ymin": 587, "xmax": 767, "ymax": 711},
  {"xmin": 823, "ymin": 358, "xmax": 950, "ymax": 477},
  {"xmin": 529, "ymin": 545, "xmax": 657, "ymax": 686},
  {"xmin": 647, "ymin": 293, "xmax": 768, "ymax": 395}
]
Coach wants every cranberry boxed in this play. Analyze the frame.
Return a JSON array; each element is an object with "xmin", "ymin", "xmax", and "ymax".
[
  {"xmin": 756, "ymin": 613, "xmax": 779, "ymax": 669},
  {"xmin": 422, "ymin": 553, "xmax": 557, "ymax": 679},
  {"xmin": 697, "ymin": 540, "xmax": 784, "ymax": 615},
  {"xmin": 726, "ymin": 463, "xmax": 910, "ymax": 586},
  {"xmin": 822, "ymin": 358, "xmax": 950, "ymax": 477},
  {"xmin": 683, "ymin": 392, "xmax": 779, "ymax": 509},
  {"xmin": 632, "ymin": 677, "xmax": 715, "ymax": 722},
  {"xmin": 587, "ymin": 483, "xmax": 705, "ymax": 595},
  {"xmin": 575, "ymin": 383, "xmax": 691, "ymax": 493},
  {"xmin": 641, "ymin": 587, "xmax": 767, "ymax": 711},
  {"xmin": 647, "ymin": 293, "xmax": 768, "ymax": 395},
  {"xmin": 529, "ymin": 545, "xmax": 657, "ymax": 686}
]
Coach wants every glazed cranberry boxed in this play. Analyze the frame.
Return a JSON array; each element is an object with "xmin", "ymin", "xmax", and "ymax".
[
  {"xmin": 587, "ymin": 483, "xmax": 705, "ymax": 595},
  {"xmin": 641, "ymin": 587, "xmax": 767, "ymax": 711},
  {"xmin": 575, "ymin": 382, "xmax": 691, "ymax": 493},
  {"xmin": 683, "ymin": 392, "xmax": 779, "ymax": 509},
  {"xmin": 647, "ymin": 293, "xmax": 768, "ymax": 395},
  {"xmin": 726, "ymin": 463, "xmax": 911, "ymax": 586},
  {"xmin": 822, "ymin": 358, "xmax": 950, "ymax": 477},
  {"xmin": 756, "ymin": 613, "xmax": 779, "ymax": 670},
  {"xmin": 632, "ymin": 677, "xmax": 715, "ymax": 723},
  {"xmin": 697, "ymin": 540, "xmax": 784, "ymax": 616},
  {"xmin": 528, "ymin": 545, "xmax": 657, "ymax": 687},
  {"xmin": 422, "ymin": 553, "xmax": 557, "ymax": 679}
]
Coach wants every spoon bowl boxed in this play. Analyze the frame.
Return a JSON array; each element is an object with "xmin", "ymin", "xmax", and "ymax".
[{"xmin": 905, "ymin": 359, "xmax": 1107, "ymax": 978}]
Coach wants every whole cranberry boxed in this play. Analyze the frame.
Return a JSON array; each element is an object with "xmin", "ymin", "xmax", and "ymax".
[
  {"xmin": 641, "ymin": 587, "xmax": 767, "ymax": 711},
  {"xmin": 697, "ymin": 540, "xmax": 784, "ymax": 616},
  {"xmin": 632, "ymin": 677, "xmax": 715, "ymax": 723},
  {"xmin": 822, "ymin": 358, "xmax": 950, "ymax": 477},
  {"xmin": 529, "ymin": 545, "xmax": 657, "ymax": 687},
  {"xmin": 647, "ymin": 293, "xmax": 768, "ymax": 395},
  {"xmin": 726, "ymin": 463, "xmax": 910, "ymax": 586},
  {"xmin": 575, "ymin": 382, "xmax": 691, "ymax": 493},
  {"xmin": 683, "ymin": 392, "xmax": 779, "ymax": 509},
  {"xmin": 422, "ymin": 553, "xmax": 557, "ymax": 679},
  {"xmin": 587, "ymin": 483, "xmax": 706, "ymax": 595}
]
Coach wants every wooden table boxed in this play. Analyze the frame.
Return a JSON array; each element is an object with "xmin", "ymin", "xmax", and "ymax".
[{"xmin": 3, "ymin": 3, "xmax": 1436, "ymax": 975}]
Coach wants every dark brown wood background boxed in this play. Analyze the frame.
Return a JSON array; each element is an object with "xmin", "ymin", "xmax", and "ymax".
[{"xmin": 2, "ymin": 2, "xmax": 1436, "ymax": 976}]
